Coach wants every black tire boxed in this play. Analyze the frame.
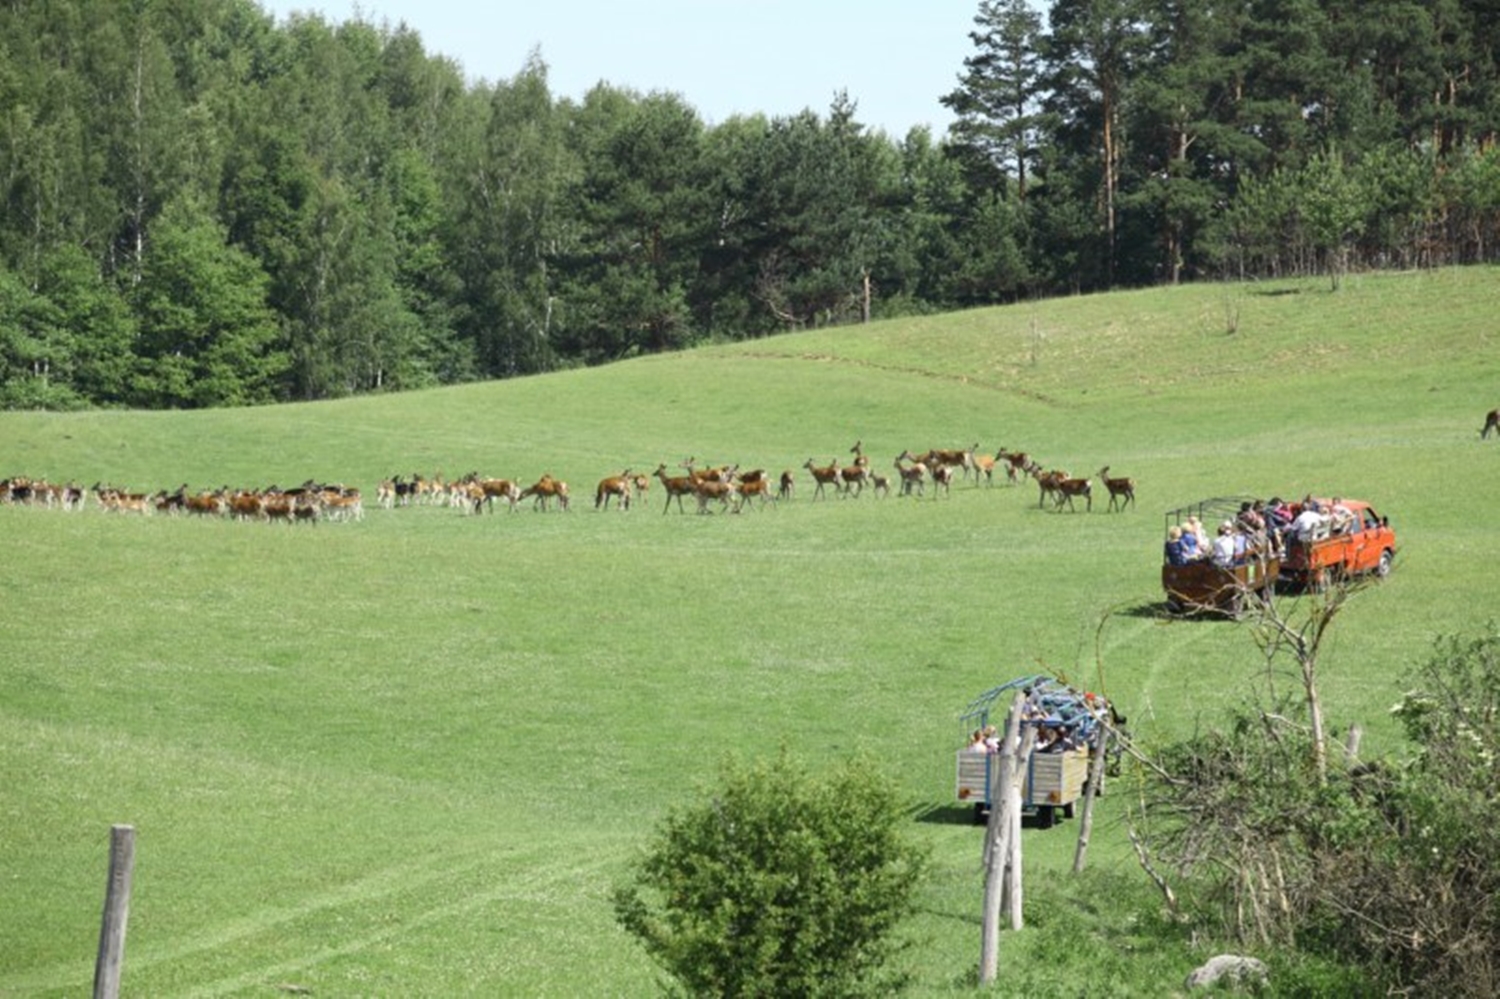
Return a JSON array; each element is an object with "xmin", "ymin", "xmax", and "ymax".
[
  {"xmin": 1376, "ymin": 549, "xmax": 1393, "ymax": 578},
  {"xmin": 1062, "ymin": 801, "xmax": 1076, "ymax": 820},
  {"xmin": 1034, "ymin": 805, "xmax": 1056, "ymax": 829},
  {"xmin": 973, "ymin": 803, "xmax": 988, "ymax": 825}
]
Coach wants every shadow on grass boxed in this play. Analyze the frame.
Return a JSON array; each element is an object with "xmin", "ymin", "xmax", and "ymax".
[{"xmin": 912, "ymin": 802, "xmax": 981, "ymax": 827}]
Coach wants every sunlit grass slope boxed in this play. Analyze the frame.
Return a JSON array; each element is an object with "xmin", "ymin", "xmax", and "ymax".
[{"xmin": 2, "ymin": 267, "xmax": 1498, "ymax": 995}]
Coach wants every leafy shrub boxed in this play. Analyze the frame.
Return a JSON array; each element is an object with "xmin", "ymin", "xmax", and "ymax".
[{"xmin": 613, "ymin": 750, "xmax": 928, "ymax": 998}]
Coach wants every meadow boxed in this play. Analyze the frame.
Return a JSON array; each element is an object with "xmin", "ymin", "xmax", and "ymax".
[{"xmin": 2, "ymin": 267, "xmax": 1498, "ymax": 996}]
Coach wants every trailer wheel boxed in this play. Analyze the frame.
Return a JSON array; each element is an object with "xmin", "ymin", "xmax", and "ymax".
[
  {"xmin": 973, "ymin": 803, "xmax": 988, "ymax": 825},
  {"xmin": 1034, "ymin": 805, "xmax": 1056, "ymax": 829},
  {"xmin": 1062, "ymin": 801, "xmax": 1076, "ymax": 820}
]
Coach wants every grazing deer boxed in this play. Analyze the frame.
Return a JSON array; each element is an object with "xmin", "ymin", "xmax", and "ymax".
[
  {"xmin": 520, "ymin": 473, "xmax": 569, "ymax": 512},
  {"xmin": 803, "ymin": 458, "xmax": 841, "ymax": 500},
  {"xmin": 997, "ymin": 449, "xmax": 1032, "ymax": 484},
  {"xmin": 654, "ymin": 463, "xmax": 696, "ymax": 514},
  {"xmin": 1098, "ymin": 466, "xmax": 1136, "ymax": 512},
  {"xmin": 1484, "ymin": 408, "xmax": 1499, "ymax": 439}
]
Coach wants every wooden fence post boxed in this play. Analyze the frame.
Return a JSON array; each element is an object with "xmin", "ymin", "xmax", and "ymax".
[{"xmin": 93, "ymin": 824, "xmax": 135, "ymax": 999}]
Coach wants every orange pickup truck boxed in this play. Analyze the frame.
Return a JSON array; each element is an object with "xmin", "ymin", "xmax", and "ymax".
[{"xmin": 1279, "ymin": 498, "xmax": 1396, "ymax": 588}]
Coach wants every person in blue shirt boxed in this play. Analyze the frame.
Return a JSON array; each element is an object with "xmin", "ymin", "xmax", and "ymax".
[{"xmin": 1165, "ymin": 525, "xmax": 1191, "ymax": 565}]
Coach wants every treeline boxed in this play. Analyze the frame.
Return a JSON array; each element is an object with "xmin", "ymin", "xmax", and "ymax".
[{"xmin": 3, "ymin": 0, "xmax": 1500, "ymax": 410}]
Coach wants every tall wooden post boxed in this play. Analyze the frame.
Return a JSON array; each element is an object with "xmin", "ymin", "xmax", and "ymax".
[
  {"xmin": 979, "ymin": 693, "xmax": 1024, "ymax": 984},
  {"xmin": 94, "ymin": 824, "xmax": 135, "ymax": 999},
  {"xmin": 1003, "ymin": 727, "xmax": 1037, "ymax": 930}
]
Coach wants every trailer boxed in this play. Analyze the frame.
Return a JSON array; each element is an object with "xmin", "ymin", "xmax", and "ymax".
[
  {"xmin": 1161, "ymin": 496, "xmax": 1279, "ymax": 617},
  {"xmin": 954, "ymin": 675, "xmax": 1111, "ymax": 828}
]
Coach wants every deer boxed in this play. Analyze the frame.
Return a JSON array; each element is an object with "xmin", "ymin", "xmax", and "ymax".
[
  {"xmin": 930, "ymin": 462, "xmax": 955, "ymax": 497},
  {"xmin": 972, "ymin": 450, "xmax": 998, "ymax": 486},
  {"xmin": 803, "ymin": 458, "xmax": 841, "ymax": 500},
  {"xmin": 1483, "ymin": 408, "xmax": 1500, "ymax": 439},
  {"xmin": 692, "ymin": 476, "xmax": 737, "ymax": 514},
  {"xmin": 468, "ymin": 476, "xmax": 521, "ymax": 514},
  {"xmin": 1032, "ymin": 467, "xmax": 1069, "ymax": 508},
  {"xmin": 1053, "ymin": 475, "xmax": 1093, "ymax": 513},
  {"xmin": 520, "ymin": 474, "xmax": 569, "ymax": 512},
  {"xmin": 595, "ymin": 470, "xmax": 633, "ymax": 511},
  {"xmin": 894, "ymin": 452, "xmax": 928, "ymax": 497},
  {"xmin": 777, "ymin": 469, "xmax": 796, "ymax": 502},
  {"xmin": 997, "ymin": 449, "xmax": 1032, "ymax": 485},
  {"xmin": 870, "ymin": 472, "xmax": 891, "ymax": 498},
  {"xmin": 735, "ymin": 475, "xmax": 774, "ymax": 510},
  {"xmin": 1098, "ymin": 466, "xmax": 1136, "ymax": 512},
  {"xmin": 654, "ymin": 463, "xmax": 697, "ymax": 514}
]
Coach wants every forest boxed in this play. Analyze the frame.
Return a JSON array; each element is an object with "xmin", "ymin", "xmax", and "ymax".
[{"xmin": 2, "ymin": 0, "xmax": 1499, "ymax": 409}]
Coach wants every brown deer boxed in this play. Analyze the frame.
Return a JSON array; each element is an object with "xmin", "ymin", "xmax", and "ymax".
[
  {"xmin": 777, "ymin": 469, "xmax": 796, "ymax": 502},
  {"xmin": 1032, "ymin": 467, "xmax": 1069, "ymax": 508},
  {"xmin": 1053, "ymin": 475, "xmax": 1092, "ymax": 513},
  {"xmin": 654, "ymin": 463, "xmax": 697, "ymax": 514},
  {"xmin": 894, "ymin": 452, "xmax": 928, "ymax": 497},
  {"xmin": 803, "ymin": 458, "xmax": 841, "ymax": 500},
  {"xmin": 595, "ymin": 470, "xmax": 633, "ymax": 511},
  {"xmin": 1098, "ymin": 466, "xmax": 1135, "ymax": 512},
  {"xmin": 520, "ymin": 474, "xmax": 569, "ymax": 512},
  {"xmin": 1483, "ymin": 408, "xmax": 1500, "ymax": 439}
]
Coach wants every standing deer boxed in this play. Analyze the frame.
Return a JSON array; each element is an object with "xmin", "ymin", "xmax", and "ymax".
[
  {"xmin": 1098, "ymin": 466, "xmax": 1136, "ymax": 512},
  {"xmin": 803, "ymin": 458, "xmax": 841, "ymax": 500},
  {"xmin": 1483, "ymin": 408, "xmax": 1500, "ymax": 439},
  {"xmin": 654, "ymin": 463, "xmax": 696, "ymax": 514},
  {"xmin": 894, "ymin": 452, "xmax": 928, "ymax": 497},
  {"xmin": 595, "ymin": 470, "xmax": 633, "ymax": 511}
]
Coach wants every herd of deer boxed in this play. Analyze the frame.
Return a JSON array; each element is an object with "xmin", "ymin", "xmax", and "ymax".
[
  {"xmin": 0, "ymin": 477, "xmax": 365, "ymax": 522},
  {"xmin": 370, "ymin": 442, "xmax": 1138, "ymax": 516},
  {"xmin": 2, "ymin": 441, "xmax": 1142, "ymax": 522}
]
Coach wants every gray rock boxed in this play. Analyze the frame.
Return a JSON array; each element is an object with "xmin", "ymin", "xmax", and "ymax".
[{"xmin": 1184, "ymin": 954, "xmax": 1269, "ymax": 990}]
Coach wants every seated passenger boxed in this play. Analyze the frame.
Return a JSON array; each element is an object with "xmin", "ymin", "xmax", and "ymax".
[
  {"xmin": 1328, "ymin": 497, "xmax": 1355, "ymax": 534},
  {"xmin": 1212, "ymin": 521, "xmax": 1237, "ymax": 567},
  {"xmin": 1164, "ymin": 525, "xmax": 1190, "ymax": 565},
  {"xmin": 966, "ymin": 729, "xmax": 988, "ymax": 752}
]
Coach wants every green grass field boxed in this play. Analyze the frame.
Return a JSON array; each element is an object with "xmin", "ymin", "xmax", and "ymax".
[{"xmin": 3, "ymin": 267, "xmax": 1498, "ymax": 996}]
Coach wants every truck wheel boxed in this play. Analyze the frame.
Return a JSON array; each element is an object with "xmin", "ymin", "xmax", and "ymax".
[{"xmin": 1376, "ymin": 550, "xmax": 1392, "ymax": 578}]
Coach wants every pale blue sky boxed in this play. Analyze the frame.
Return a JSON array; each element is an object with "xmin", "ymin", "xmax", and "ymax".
[{"xmin": 258, "ymin": 1, "xmax": 981, "ymax": 137}]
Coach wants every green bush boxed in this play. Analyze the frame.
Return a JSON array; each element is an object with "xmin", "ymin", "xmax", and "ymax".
[{"xmin": 613, "ymin": 751, "xmax": 929, "ymax": 998}]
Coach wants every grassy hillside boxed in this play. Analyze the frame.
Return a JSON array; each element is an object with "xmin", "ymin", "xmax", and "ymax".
[{"xmin": 3, "ymin": 267, "xmax": 1498, "ymax": 995}]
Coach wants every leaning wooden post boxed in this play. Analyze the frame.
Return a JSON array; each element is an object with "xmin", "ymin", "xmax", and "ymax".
[
  {"xmin": 980, "ymin": 692, "xmax": 1025, "ymax": 985},
  {"xmin": 93, "ymin": 824, "xmax": 135, "ymax": 999},
  {"xmin": 1073, "ymin": 729, "xmax": 1111, "ymax": 873}
]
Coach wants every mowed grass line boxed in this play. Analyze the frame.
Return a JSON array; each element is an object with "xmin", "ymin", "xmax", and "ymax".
[{"xmin": 3, "ymin": 268, "xmax": 1499, "ymax": 994}]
